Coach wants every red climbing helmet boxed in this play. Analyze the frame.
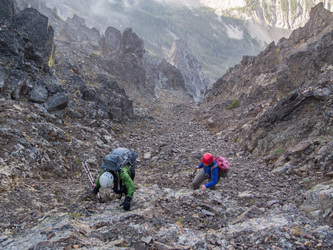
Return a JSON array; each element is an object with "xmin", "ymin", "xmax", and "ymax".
[{"xmin": 202, "ymin": 153, "xmax": 214, "ymax": 165}]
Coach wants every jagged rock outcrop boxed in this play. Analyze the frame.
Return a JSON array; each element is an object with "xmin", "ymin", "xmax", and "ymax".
[
  {"xmin": 0, "ymin": 0, "xmax": 135, "ymax": 120},
  {"xmin": 121, "ymin": 27, "xmax": 145, "ymax": 59},
  {"xmin": 16, "ymin": 0, "xmax": 72, "ymax": 21},
  {"xmin": 15, "ymin": 0, "xmax": 70, "ymax": 37},
  {"xmin": 168, "ymin": 39, "xmax": 211, "ymax": 103},
  {"xmin": 61, "ymin": 14, "xmax": 102, "ymax": 49},
  {"xmin": 53, "ymin": 15, "xmax": 136, "ymax": 121},
  {"xmin": 58, "ymin": 16, "xmax": 187, "ymax": 101},
  {"xmin": 0, "ymin": 0, "xmax": 18, "ymax": 23},
  {"xmin": 103, "ymin": 27, "xmax": 152, "ymax": 97},
  {"xmin": 156, "ymin": 59, "xmax": 186, "ymax": 91},
  {"xmin": 100, "ymin": 27, "xmax": 192, "ymax": 101}
]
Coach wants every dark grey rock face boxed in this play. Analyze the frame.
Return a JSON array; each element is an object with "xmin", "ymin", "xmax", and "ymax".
[
  {"xmin": 157, "ymin": 59, "xmax": 185, "ymax": 91},
  {"xmin": 15, "ymin": 8, "xmax": 54, "ymax": 65},
  {"xmin": 168, "ymin": 40, "xmax": 211, "ymax": 103},
  {"xmin": 0, "ymin": 1, "xmax": 69, "ymax": 113},
  {"xmin": 62, "ymin": 14, "xmax": 102, "ymax": 48},
  {"xmin": 0, "ymin": 3, "xmax": 54, "ymax": 66},
  {"xmin": 0, "ymin": 0, "xmax": 18, "ymax": 25}
]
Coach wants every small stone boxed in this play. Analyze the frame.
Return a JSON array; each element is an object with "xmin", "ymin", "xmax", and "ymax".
[
  {"xmin": 238, "ymin": 191, "xmax": 254, "ymax": 198},
  {"xmin": 202, "ymin": 209, "xmax": 215, "ymax": 216},
  {"xmin": 47, "ymin": 232, "xmax": 55, "ymax": 240},
  {"xmin": 304, "ymin": 241, "xmax": 312, "ymax": 247},
  {"xmin": 325, "ymin": 172, "xmax": 333, "ymax": 177},
  {"xmin": 267, "ymin": 200, "xmax": 280, "ymax": 207},
  {"xmin": 144, "ymin": 152, "xmax": 151, "ymax": 159},
  {"xmin": 299, "ymin": 166, "xmax": 308, "ymax": 172},
  {"xmin": 141, "ymin": 236, "xmax": 152, "ymax": 244}
]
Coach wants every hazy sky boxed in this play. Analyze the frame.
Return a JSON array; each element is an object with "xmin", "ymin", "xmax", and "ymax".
[
  {"xmin": 89, "ymin": 0, "xmax": 204, "ymax": 23},
  {"xmin": 153, "ymin": 0, "xmax": 203, "ymax": 7},
  {"xmin": 102, "ymin": 0, "xmax": 203, "ymax": 8}
]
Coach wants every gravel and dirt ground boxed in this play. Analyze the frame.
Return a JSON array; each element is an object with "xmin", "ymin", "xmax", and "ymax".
[{"xmin": 1, "ymin": 91, "xmax": 332, "ymax": 249}]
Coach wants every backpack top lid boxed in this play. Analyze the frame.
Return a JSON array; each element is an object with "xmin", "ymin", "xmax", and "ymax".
[{"xmin": 101, "ymin": 147, "xmax": 138, "ymax": 172}]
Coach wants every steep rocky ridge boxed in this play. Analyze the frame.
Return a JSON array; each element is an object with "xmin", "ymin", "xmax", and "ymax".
[
  {"xmin": 200, "ymin": 2, "xmax": 333, "ymax": 201},
  {"xmin": 0, "ymin": 1, "xmax": 333, "ymax": 249},
  {"xmin": 4, "ymin": 0, "xmax": 212, "ymax": 108},
  {"xmin": 0, "ymin": 1, "xmax": 70, "ymax": 113},
  {"xmin": 204, "ymin": 3, "xmax": 333, "ymax": 146},
  {"xmin": 33, "ymin": 0, "xmax": 206, "ymax": 103},
  {"xmin": 0, "ymin": 1, "xmax": 134, "ymax": 122}
]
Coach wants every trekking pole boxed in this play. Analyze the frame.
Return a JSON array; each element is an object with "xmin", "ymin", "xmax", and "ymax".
[
  {"xmin": 82, "ymin": 161, "xmax": 94, "ymax": 186},
  {"xmin": 82, "ymin": 161, "xmax": 102, "ymax": 202}
]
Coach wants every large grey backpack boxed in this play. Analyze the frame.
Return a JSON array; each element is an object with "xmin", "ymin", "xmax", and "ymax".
[{"xmin": 101, "ymin": 147, "xmax": 138, "ymax": 172}]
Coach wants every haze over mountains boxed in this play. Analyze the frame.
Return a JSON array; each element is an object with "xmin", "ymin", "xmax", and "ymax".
[
  {"xmin": 11, "ymin": 0, "xmax": 317, "ymax": 82},
  {"xmin": 17, "ymin": 0, "xmax": 332, "ymax": 81}
]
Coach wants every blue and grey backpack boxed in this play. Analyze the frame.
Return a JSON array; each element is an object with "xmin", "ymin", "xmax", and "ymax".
[{"xmin": 101, "ymin": 147, "xmax": 138, "ymax": 172}]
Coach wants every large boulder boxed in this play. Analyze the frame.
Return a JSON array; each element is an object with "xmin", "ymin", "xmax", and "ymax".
[
  {"xmin": 301, "ymin": 180, "xmax": 333, "ymax": 224},
  {"xmin": 61, "ymin": 14, "xmax": 102, "ymax": 49},
  {"xmin": 44, "ymin": 92, "xmax": 69, "ymax": 112},
  {"xmin": 104, "ymin": 26, "xmax": 122, "ymax": 53},
  {"xmin": 0, "ymin": 0, "xmax": 18, "ymax": 25},
  {"xmin": 15, "ymin": 8, "xmax": 54, "ymax": 65}
]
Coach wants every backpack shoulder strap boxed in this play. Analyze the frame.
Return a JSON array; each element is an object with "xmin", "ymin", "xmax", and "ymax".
[{"xmin": 211, "ymin": 163, "xmax": 218, "ymax": 172}]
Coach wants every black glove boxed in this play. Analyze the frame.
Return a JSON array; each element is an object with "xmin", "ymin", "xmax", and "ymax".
[
  {"xmin": 123, "ymin": 196, "xmax": 131, "ymax": 211},
  {"xmin": 93, "ymin": 186, "xmax": 99, "ymax": 195}
]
